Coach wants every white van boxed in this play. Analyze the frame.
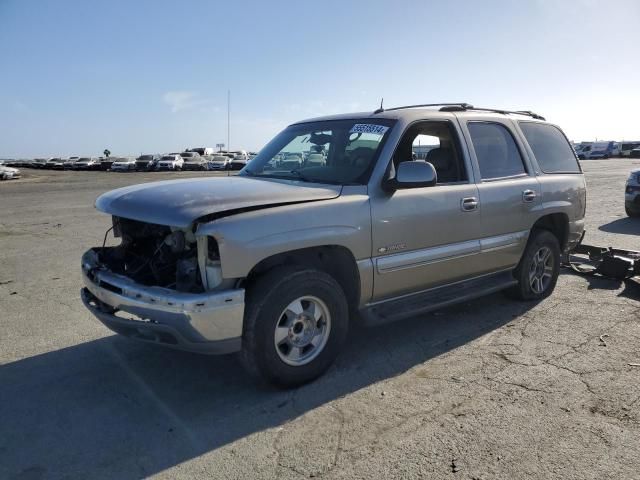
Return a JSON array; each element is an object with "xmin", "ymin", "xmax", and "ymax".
[{"xmin": 188, "ymin": 147, "xmax": 215, "ymax": 156}]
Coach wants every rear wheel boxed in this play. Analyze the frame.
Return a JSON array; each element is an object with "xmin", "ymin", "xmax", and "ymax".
[
  {"xmin": 505, "ymin": 229, "xmax": 561, "ymax": 300},
  {"xmin": 240, "ymin": 267, "xmax": 349, "ymax": 387}
]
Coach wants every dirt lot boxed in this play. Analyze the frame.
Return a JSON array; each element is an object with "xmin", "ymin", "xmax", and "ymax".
[{"xmin": 1, "ymin": 161, "xmax": 640, "ymax": 479}]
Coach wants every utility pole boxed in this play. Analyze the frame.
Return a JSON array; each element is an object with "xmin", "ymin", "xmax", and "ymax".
[{"xmin": 227, "ymin": 90, "xmax": 230, "ymax": 152}]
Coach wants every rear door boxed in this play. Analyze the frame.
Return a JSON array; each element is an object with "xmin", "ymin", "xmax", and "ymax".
[{"xmin": 458, "ymin": 117, "xmax": 540, "ymax": 272}]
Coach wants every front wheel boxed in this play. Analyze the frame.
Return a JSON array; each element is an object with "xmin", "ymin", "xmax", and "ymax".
[
  {"xmin": 240, "ymin": 267, "xmax": 349, "ymax": 387},
  {"xmin": 505, "ymin": 229, "xmax": 561, "ymax": 301}
]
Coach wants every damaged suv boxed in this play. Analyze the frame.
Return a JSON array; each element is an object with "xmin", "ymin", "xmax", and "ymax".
[{"xmin": 81, "ymin": 103, "xmax": 586, "ymax": 386}]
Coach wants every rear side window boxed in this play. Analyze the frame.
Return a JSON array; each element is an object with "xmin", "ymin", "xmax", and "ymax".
[
  {"xmin": 519, "ymin": 122, "xmax": 580, "ymax": 173},
  {"xmin": 467, "ymin": 122, "xmax": 526, "ymax": 180}
]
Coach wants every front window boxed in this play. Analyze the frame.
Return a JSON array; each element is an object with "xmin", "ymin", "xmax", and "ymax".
[{"xmin": 242, "ymin": 119, "xmax": 395, "ymax": 185}]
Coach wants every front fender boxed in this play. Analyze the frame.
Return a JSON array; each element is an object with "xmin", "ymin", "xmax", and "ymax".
[{"xmin": 196, "ymin": 190, "xmax": 372, "ymax": 279}]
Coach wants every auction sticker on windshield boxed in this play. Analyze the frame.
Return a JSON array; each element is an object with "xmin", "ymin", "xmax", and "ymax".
[{"xmin": 349, "ymin": 124, "xmax": 389, "ymax": 135}]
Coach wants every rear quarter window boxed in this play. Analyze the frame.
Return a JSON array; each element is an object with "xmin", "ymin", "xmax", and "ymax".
[{"xmin": 519, "ymin": 122, "xmax": 581, "ymax": 174}]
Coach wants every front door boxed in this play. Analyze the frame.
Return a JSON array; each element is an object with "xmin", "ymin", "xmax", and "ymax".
[{"xmin": 369, "ymin": 120, "xmax": 484, "ymax": 301}]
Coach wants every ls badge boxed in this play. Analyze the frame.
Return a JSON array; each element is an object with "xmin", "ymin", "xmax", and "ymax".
[{"xmin": 378, "ymin": 243, "xmax": 406, "ymax": 254}]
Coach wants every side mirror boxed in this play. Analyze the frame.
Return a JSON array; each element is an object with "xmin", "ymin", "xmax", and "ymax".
[{"xmin": 386, "ymin": 161, "xmax": 437, "ymax": 190}]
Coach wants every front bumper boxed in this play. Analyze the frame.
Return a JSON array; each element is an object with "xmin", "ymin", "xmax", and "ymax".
[{"xmin": 81, "ymin": 249, "xmax": 244, "ymax": 354}]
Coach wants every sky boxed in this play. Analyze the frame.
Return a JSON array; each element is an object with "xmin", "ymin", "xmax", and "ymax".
[{"xmin": 1, "ymin": 0, "xmax": 639, "ymax": 158}]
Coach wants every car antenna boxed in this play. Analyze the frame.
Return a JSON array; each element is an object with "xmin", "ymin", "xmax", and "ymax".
[{"xmin": 374, "ymin": 97, "xmax": 384, "ymax": 114}]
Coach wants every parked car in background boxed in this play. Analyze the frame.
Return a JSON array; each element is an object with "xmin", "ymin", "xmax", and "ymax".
[
  {"xmin": 305, "ymin": 153, "xmax": 326, "ymax": 167},
  {"xmin": 73, "ymin": 157, "xmax": 101, "ymax": 170},
  {"xmin": 631, "ymin": 147, "xmax": 640, "ymax": 159},
  {"xmin": 156, "ymin": 154, "xmax": 184, "ymax": 171},
  {"xmin": 100, "ymin": 157, "xmax": 115, "ymax": 171},
  {"xmin": 45, "ymin": 158, "xmax": 65, "ymax": 169},
  {"xmin": 63, "ymin": 157, "xmax": 80, "ymax": 169},
  {"xmin": 135, "ymin": 154, "xmax": 160, "ymax": 171},
  {"xmin": 207, "ymin": 155, "xmax": 231, "ymax": 170},
  {"xmin": 279, "ymin": 153, "xmax": 303, "ymax": 170},
  {"xmin": 31, "ymin": 158, "xmax": 48, "ymax": 169},
  {"xmin": 180, "ymin": 152, "xmax": 206, "ymax": 171},
  {"xmin": 229, "ymin": 156, "xmax": 249, "ymax": 170},
  {"xmin": 110, "ymin": 157, "xmax": 137, "ymax": 172},
  {"xmin": 621, "ymin": 142, "xmax": 640, "ymax": 157},
  {"xmin": 0, "ymin": 164, "xmax": 21, "ymax": 180},
  {"xmin": 625, "ymin": 169, "xmax": 640, "ymax": 217}
]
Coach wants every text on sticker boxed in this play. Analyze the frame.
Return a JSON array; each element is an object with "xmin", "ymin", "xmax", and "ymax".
[{"xmin": 349, "ymin": 124, "xmax": 389, "ymax": 135}]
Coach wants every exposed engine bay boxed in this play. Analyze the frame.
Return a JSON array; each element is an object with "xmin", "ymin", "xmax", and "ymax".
[{"xmin": 97, "ymin": 216, "xmax": 211, "ymax": 293}]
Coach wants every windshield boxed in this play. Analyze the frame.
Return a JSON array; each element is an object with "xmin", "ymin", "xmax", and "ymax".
[
  {"xmin": 161, "ymin": 156, "xmax": 175, "ymax": 161},
  {"xmin": 241, "ymin": 119, "xmax": 395, "ymax": 184},
  {"xmin": 138, "ymin": 155, "xmax": 154, "ymax": 160}
]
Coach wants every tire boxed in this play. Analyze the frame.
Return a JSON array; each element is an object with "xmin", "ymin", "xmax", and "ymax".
[
  {"xmin": 505, "ymin": 229, "xmax": 561, "ymax": 301},
  {"xmin": 240, "ymin": 267, "xmax": 349, "ymax": 387},
  {"xmin": 626, "ymin": 206, "xmax": 640, "ymax": 218}
]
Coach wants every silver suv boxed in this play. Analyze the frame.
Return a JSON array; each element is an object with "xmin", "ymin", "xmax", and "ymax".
[{"xmin": 81, "ymin": 103, "xmax": 586, "ymax": 386}]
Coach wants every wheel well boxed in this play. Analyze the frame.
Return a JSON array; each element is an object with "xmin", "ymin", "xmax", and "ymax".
[
  {"xmin": 532, "ymin": 213, "xmax": 569, "ymax": 250},
  {"xmin": 246, "ymin": 246, "xmax": 360, "ymax": 312}
]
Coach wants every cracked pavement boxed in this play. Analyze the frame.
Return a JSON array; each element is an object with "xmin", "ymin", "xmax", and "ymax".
[{"xmin": 1, "ymin": 161, "xmax": 640, "ymax": 479}]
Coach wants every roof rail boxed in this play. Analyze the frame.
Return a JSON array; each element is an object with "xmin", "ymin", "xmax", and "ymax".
[
  {"xmin": 373, "ymin": 102, "xmax": 473, "ymax": 114},
  {"xmin": 373, "ymin": 102, "xmax": 545, "ymax": 121}
]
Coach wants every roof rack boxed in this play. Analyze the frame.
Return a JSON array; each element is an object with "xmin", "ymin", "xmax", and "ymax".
[
  {"xmin": 373, "ymin": 102, "xmax": 473, "ymax": 114},
  {"xmin": 373, "ymin": 102, "xmax": 545, "ymax": 121},
  {"xmin": 466, "ymin": 107, "xmax": 546, "ymax": 121}
]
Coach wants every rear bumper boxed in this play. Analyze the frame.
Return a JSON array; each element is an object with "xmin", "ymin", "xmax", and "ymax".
[{"xmin": 81, "ymin": 249, "xmax": 244, "ymax": 354}]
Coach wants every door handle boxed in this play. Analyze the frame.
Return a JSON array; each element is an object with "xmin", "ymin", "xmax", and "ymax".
[
  {"xmin": 461, "ymin": 197, "xmax": 478, "ymax": 211},
  {"xmin": 522, "ymin": 190, "xmax": 537, "ymax": 203}
]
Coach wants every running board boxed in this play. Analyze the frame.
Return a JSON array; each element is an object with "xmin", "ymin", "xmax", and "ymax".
[{"xmin": 360, "ymin": 270, "xmax": 517, "ymax": 327}]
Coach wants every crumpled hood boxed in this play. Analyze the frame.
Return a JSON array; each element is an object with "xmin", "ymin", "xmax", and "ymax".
[{"xmin": 95, "ymin": 176, "xmax": 342, "ymax": 228}]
